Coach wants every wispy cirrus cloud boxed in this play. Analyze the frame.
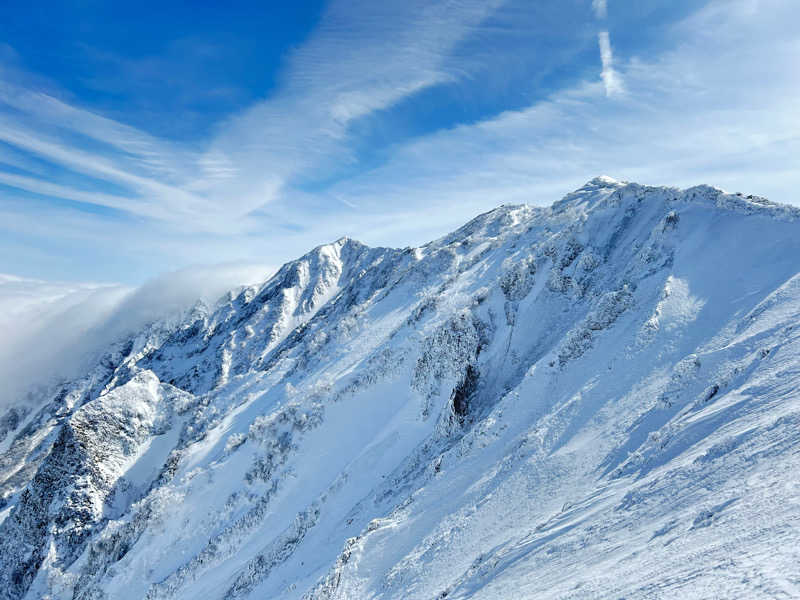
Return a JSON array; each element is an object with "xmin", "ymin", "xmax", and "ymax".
[
  {"xmin": 0, "ymin": 0, "xmax": 507, "ymax": 239},
  {"xmin": 197, "ymin": 0, "xmax": 507, "ymax": 218},
  {"xmin": 592, "ymin": 0, "xmax": 608, "ymax": 19}
]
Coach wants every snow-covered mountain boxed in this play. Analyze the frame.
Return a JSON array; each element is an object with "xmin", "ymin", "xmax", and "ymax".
[{"xmin": 1, "ymin": 177, "xmax": 799, "ymax": 600}]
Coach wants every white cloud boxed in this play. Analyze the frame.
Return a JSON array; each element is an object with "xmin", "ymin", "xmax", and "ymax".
[
  {"xmin": 0, "ymin": 0, "xmax": 507, "ymax": 236},
  {"xmin": 0, "ymin": 80, "xmax": 192, "ymax": 181},
  {"xmin": 592, "ymin": 0, "xmax": 608, "ymax": 19},
  {"xmin": 597, "ymin": 31, "xmax": 623, "ymax": 96},
  {"xmin": 0, "ymin": 263, "xmax": 272, "ymax": 412},
  {"xmin": 0, "ymin": 276, "xmax": 127, "ymax": 412}
]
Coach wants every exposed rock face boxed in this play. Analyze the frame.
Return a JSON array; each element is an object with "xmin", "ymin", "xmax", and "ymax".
[{"xmin": 1, "ymin": 178, "xmax": 799, "ymax": 599}]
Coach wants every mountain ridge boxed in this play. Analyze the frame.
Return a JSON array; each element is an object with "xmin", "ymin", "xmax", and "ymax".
[{"xmin": 0, "ymin": 178, "xmax": 798, "ymax": 599}]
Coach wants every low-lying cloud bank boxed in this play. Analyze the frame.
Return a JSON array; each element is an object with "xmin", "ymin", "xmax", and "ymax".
[{"xmin": 0, "ymin": 263, "xmax": 272, "ymax": 413}]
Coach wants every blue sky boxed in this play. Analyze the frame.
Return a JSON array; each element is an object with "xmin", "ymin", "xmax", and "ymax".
[{"xmin": 1, "ymin": 0, "xmax": 799, "ymax": 285}]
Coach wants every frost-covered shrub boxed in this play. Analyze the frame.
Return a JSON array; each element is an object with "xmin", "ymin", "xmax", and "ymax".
[
  {"xmin": 558, "ymin": 286, "xmax": 633, "ymax": 366},
  {"xmin": 412, "ymin": 312, "xmax": 489, "ymax": 418},
  {"xmin": 224, "ymin": 432, "xmax": 247, "ymax": 455},
  {"xmin": 413, "ymin": 313, "xmax": 481, "ymax": 393},
  {"xmin": 585, "ymin": 286, "xmax": 634, "ymax": 330},
  {"xmin": 499, "ymin": 256, "xmax": 536, "ymax": 301}
]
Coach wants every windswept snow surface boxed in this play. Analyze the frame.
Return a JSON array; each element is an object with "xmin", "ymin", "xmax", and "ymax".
[{"xmin": 1, "ymin": 178, "xmax": 799, "ymax": 599}]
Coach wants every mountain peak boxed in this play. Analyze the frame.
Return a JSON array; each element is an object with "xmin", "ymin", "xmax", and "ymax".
[
  {"xmin": 585, "ymin": 174, "xmax": 623, "ymax": 188},
  {"xmin": 311, "ymin": 235, "xmax": 367, "ymax": 257}
]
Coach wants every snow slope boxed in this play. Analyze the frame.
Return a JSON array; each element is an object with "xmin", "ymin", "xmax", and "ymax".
[{"xmin": 0, "ymin": 177, "xmax": 799, "ymax": 599}]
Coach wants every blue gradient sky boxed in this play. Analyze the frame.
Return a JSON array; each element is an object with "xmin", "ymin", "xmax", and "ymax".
[{"xmin": 1, "ymin": 0, "xmax": 799, "ymax": 284}]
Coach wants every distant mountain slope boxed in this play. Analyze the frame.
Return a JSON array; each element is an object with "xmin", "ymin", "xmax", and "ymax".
[{"xmin": 1, "ymin": 177, "xmax": 798, "ymax": 599}]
